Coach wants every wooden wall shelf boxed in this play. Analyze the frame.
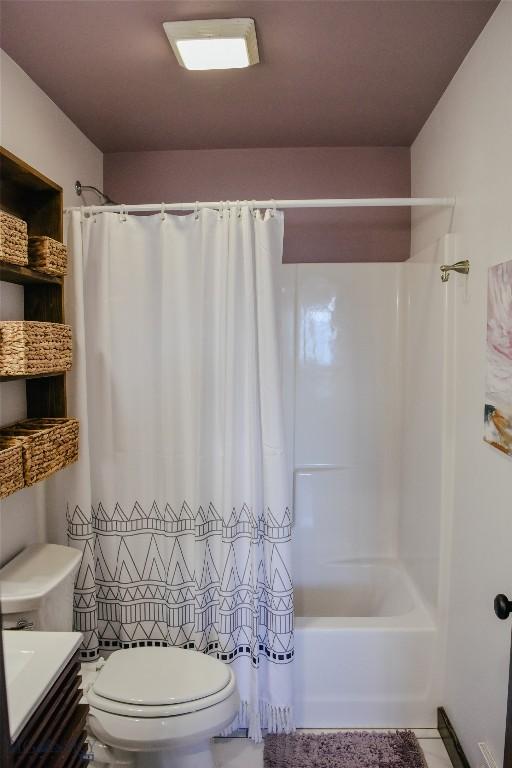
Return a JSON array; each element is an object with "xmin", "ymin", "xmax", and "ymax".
[
  {"xmin": 0, "ymin": 147, "xmax": 62, "ymax": 240},
  {"xmin": 0, "ymin": 262, "xmax": 63, "ymax": 287},
  {"xmin": 0, "ymin": 372, "xmax": 67, "ymax": 383},
  {"xmin": 0, "ymin": 146, "xmax": 67, "ymax": 419}
]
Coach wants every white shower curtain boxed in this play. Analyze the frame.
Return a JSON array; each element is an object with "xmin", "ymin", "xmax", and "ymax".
[{"xmin": 57, "ymin": 206, "xmax": 294, "ymax": 739}]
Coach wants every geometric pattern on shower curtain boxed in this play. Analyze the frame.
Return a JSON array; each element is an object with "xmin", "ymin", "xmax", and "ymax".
[{"xmin": 67, "ymin": 500, "xmax": 294, "ymax": 668}]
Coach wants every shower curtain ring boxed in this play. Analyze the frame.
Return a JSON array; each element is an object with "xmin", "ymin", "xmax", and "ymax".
[
  {"xmin": 270, "ymin": 199, "xmax": 276, "ymax": 218},
  {"xmin": 160, "ymin": 203, "xmax": 166, "ymax": 222},
  {"xmin": 236, "ymin": 200, "xmax": 242, "ymax": 218},
  {"xmin": 194, "ymin": 202, "xmax": 200, "ymax": 221},
  {"xmin": 120, "ymin": 204, "xmax": 127, "ymax": 222}
]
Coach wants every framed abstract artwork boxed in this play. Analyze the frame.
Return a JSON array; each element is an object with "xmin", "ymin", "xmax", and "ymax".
[{"xmin": 484, "ymin": 259, "xmax": 512, "ymax": 458}]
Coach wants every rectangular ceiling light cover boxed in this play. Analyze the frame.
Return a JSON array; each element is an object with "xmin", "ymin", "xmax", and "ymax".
[{"xmin": 163, "ymin": 18, "xmax": 259, "ymax": 70}]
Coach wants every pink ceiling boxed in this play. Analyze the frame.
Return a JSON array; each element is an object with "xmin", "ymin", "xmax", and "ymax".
[{"xmin": 0, "ymin": 0, "xmax": 498, "ymax": 153}]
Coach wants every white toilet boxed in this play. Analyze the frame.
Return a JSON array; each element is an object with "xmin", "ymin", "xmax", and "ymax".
[
  {"xmin": 87, "ymin": 645, "xmax": 239, "ymax": 768},
  {"xmin": 0, "ymin": 544, "xmax": 240, "ymax": 768}
]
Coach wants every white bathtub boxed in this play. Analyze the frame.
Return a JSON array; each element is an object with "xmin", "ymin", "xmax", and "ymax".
[{"xmin": 293, "ymin": 560, "xmax": 437, "ymax": 728}]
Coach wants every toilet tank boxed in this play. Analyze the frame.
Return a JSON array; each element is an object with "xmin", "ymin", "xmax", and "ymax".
[{"xmin": 0, "ymin": 544, "xmax": 82, "ymax": 631}]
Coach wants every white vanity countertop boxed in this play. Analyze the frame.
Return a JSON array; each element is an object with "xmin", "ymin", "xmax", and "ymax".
[{"xmin": 3, "ymin": 630, "xmax": 83, "ymax": 741}]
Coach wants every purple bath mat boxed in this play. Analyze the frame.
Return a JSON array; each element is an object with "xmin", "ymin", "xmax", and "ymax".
[{"xmin": 264, "ymin": 730, "xmax": 428, "ymax": 768}]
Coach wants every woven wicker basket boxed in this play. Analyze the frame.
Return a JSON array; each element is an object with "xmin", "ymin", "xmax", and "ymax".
[
  {"xmin": 0, "ymin": 418, "xmax": 79, "ymax": 485},
  {"xmin": 0, "ymin": 211, "xmax": 28, "ymax": 266},
  {"xmin": 0, "ymin": 436, "xmax": 25, "ymax": 498},
  {"xmin": 28, "ymin": 235, "xmax": 67, "ymax": 276},
  {"xmin": 0, "ymin": 321, "xmax": 72, "ymax": 376}
]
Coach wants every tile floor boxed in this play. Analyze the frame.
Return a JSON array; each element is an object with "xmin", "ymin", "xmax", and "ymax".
[{"xmin": 213, "ymin": 729, "xmax": 452, "ymax": 768}]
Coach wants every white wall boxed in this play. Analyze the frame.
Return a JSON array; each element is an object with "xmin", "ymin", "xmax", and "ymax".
[
  {"xmin": 283, "ymin": 264, "xmax": 404, "ymax": 594},
  {"xmin": 410, "ymin": 2, "xmax": 511, "ymax": 763},
  {"xmin": 0, "ymin": 50, "xmax": 103, "ymax": 567}
]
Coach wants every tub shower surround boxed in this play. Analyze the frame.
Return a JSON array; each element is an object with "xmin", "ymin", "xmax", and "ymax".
[
  {"xmin": 282, "ymin": 262, "xmax": 440, "ymax": 727},
  {"xmin": 57, "ymin": 207, "xmax": 294, "ymax": 740},
  {"xmin": 484, "ymin": 259, "xmax": 512, "ymax": 457}
]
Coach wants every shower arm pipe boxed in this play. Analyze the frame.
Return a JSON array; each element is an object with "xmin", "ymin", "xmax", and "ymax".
[
  {"xmin": 74, "ymin": 180, "xmax": 118, "ymax": 205},
  {"xmin": 65, "ymin": 196, "xmax": 455, "ymax": 214}
]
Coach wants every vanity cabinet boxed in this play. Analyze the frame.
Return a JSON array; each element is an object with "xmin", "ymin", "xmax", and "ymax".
[{"xmin": 10, "ymin": 653, "xmax": 89, "ymax": 766}]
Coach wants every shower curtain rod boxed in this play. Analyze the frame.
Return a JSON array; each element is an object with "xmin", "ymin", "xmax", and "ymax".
[{"xmin": 65, "ymin": 197, "xmax": 455, "ymax": 214}]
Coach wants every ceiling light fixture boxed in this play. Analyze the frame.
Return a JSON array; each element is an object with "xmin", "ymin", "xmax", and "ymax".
[{"xmin": 163, "ymin": 18, "xmax": 259, "ymax": 71}]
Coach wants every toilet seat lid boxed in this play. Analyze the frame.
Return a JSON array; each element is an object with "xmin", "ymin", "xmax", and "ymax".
[{"xmin": 92, "ymin": 647, "xmax": 231, "ymax": 706}]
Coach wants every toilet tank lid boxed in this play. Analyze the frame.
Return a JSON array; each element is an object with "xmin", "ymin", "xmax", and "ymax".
[{"xmin": 0, "ymin": 544, "xmax": 81, "ymax": 614}]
